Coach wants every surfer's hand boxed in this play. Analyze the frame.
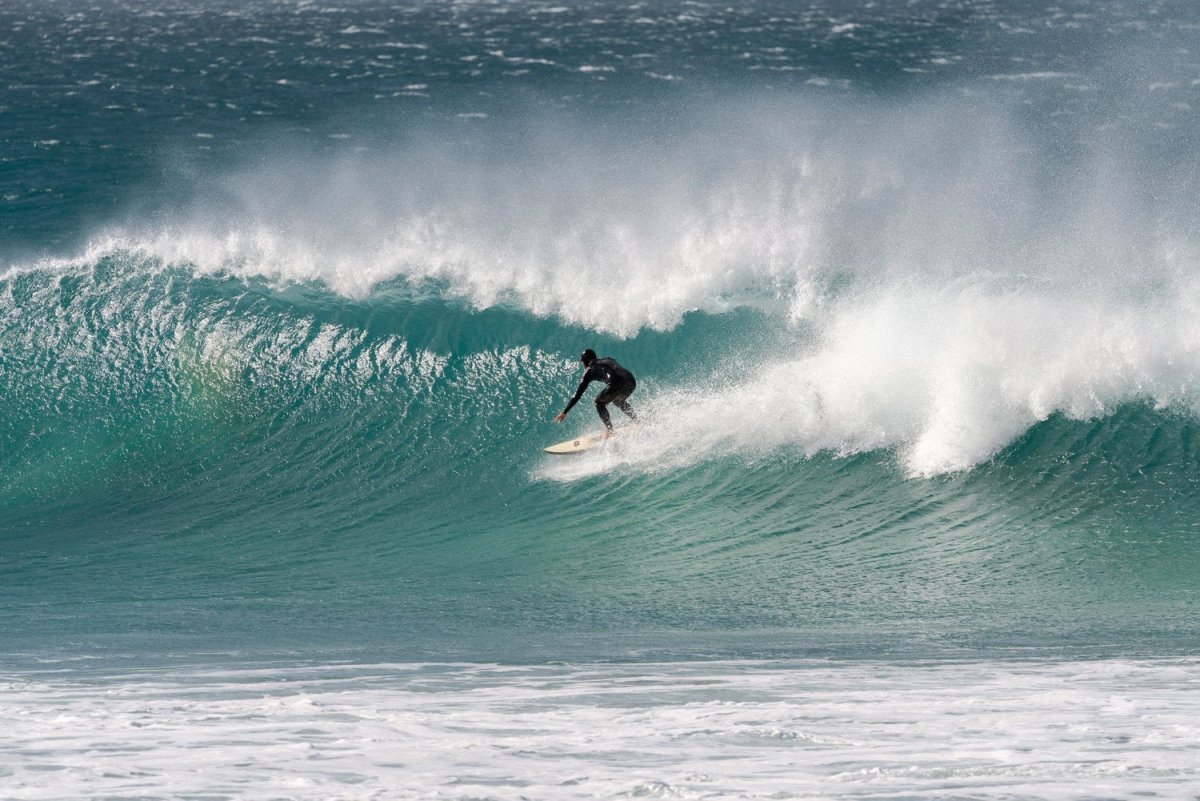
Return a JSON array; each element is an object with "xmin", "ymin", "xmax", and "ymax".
[{"xmin": 552, "ymin": 412, "xmax": 566, "ymax": 424}]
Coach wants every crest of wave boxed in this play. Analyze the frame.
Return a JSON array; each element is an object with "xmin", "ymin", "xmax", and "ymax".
[{"xmin": 70, "ymin": 93, "xmax": 1081, "ymax": 335}]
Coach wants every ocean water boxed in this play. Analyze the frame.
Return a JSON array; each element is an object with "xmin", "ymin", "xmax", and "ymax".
[{"xmin": 4, "ymin": 1, "xmax": 1200, "ymax": 798}]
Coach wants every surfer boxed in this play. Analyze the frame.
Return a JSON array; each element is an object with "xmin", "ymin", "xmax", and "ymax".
[{"xmin": 552, "ymin": 349, "xmax": 638, "ymax": 433}]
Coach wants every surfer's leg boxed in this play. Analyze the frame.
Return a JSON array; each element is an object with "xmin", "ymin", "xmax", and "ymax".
[
  {"xmin": 613, "ymin": 396, "xmax": 637, "ymax": 422},
  {"xmin": 594, "ymin": 398, "xmax": 613, "ymax": 431},
  {"xmin": 597, "ymin": 384, "xmax": 636, "ymax": 427}
]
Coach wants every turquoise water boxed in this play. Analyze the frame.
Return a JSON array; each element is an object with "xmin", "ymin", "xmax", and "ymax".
[
  {"xmin": 4, "ymin": 3, "xmax": 1200, "ymax": 796},
  {"xmin": 5, "ymin": 256, "xmax": 1199, "ymax": 661},
  {"xmin": 4, "ymin": 0, "xmax": 1200, "ymax": 663}
]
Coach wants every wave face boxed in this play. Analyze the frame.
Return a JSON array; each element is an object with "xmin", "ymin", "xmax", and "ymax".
[{"xmin": 4, "ymin": 0, "xmax": 1200, "ymax": 662}]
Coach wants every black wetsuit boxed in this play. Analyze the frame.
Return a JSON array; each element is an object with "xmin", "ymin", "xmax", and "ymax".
[{"xmin": 562, "ymin": 357, "xmax": 638, "ymax": 431}]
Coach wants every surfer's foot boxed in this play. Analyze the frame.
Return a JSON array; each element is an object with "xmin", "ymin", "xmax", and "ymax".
[{"xmin": 603, "ymin": 429, "xmax": 613, "ymax": 439}]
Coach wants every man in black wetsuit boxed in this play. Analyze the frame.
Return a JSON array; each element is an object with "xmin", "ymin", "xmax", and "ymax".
[{"xmin": 552, "ymin": 349, "xmax": 638, "ymax": 433}]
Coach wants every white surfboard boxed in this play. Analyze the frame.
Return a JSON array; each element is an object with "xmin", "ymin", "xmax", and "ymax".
[{"xmin": 544, "ymin": 426, "xmax": 635, "ymax": 455}]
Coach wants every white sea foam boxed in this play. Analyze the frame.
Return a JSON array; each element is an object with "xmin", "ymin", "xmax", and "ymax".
[
  {"xmin": 541, "ymin": 273, "xmax": 1200, "ymax": 479},
  {"xmin": 3, "ymin": 658, "xmax": 1199, "ymax": 800}
]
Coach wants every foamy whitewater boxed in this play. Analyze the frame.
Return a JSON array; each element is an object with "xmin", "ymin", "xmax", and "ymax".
[
  {"xmin": 4, "ymin": 1, "xmax": 1200, "ymax": 798},
  {"xmin": 6, "ymin": 659, "xmax": 1200, "ymax": 800}
]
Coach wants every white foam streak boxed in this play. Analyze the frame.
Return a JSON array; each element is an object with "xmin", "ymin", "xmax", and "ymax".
[{"xmin": 4, "ymin": 658, "xmax": 1200, "ymax": 800}]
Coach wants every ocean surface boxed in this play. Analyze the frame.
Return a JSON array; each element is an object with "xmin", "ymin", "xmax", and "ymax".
[{"xmin": 4, "ymin": 1, "xmax": 1200, "ymax": 798}]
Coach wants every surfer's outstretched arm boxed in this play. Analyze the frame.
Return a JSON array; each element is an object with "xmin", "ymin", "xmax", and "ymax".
[{"xmin": 552, "ymin": 372, "xmax": 595, "ymax": 423}]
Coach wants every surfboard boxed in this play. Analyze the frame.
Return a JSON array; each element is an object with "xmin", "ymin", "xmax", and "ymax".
[{"xmin": 543, "ymin": 426, "xmax": 635, "ymax": 455}]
